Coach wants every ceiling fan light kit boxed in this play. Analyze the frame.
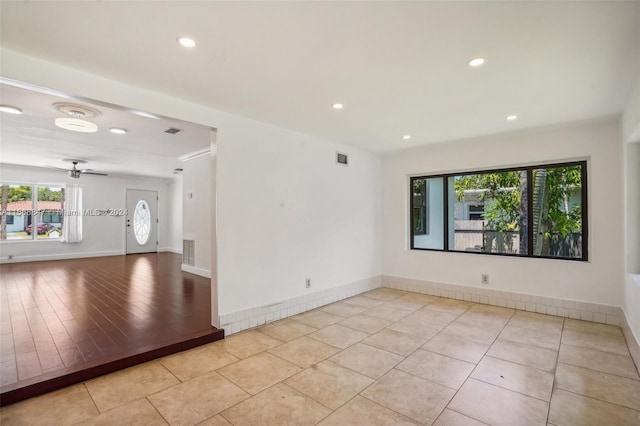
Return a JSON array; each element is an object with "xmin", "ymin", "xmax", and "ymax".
[
  {"xmin": 46, "ymin": 159, "xmax": 108, "ymax": 179},
  {"xmin": 54, "ymin": 117, "xmax": 98, "ymax": 133}
]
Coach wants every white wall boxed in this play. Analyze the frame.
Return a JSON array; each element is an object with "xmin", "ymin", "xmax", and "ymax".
[
  {"xmin": 216, "ymin": 120, "xmax": 382, "ymax": 315},
  {"xmin": 0, "ymin": 163, "xmax": 171, "ymax": 262},
  {"xmin": 382, "ymin": 119, "xmax": 624, "ymax": 306},
  {"xmin": 0, "ymin": 49, "xmax": 382, "ymax": 322},
  {"xmin": 182, "ymin": 153, "xmax": 212, "ymax": 275},
  {"xmin": 167, "ymin": 175, "xmax": 183, "ymax": 253}
]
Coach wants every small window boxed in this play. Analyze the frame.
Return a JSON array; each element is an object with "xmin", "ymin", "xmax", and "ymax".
[
  {"xmin": 468, "ymin": 205, "xmax": 484, "ymax": 221},
  {"xmin": 1, "ymin": 183, "xmax": 65, "ymax": 241},
  {"xmin": 532, "ymin": 164, "xmax": 584, "ymax": 259},
  {"xmin": 1, "ymin": 184, "xmax": 33, "ymax": 240},
  {"xmin": 412, "ymin": 179, "xmax": 428, "ymax": 235},
  {"xmin": 37, "ymin": 186, "xmax": 64, "ymax": 240},
  {"xmin": 411, "ymin": 177, "xmax": 444, "ymax": 250}
]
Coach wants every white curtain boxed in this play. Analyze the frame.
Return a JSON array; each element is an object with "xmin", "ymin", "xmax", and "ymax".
[{"xmin": 63, "ymin": 184, "xmax": 83, "ymax": 243}]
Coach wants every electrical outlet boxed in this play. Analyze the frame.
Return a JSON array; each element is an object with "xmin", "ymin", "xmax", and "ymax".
[
  {"xmin": 305, "ymin": 278, "xmax": 311, "ymax": 289},
  {"xmin": 8, "ymin": 255, "xmax": 13, "ymax": 260},
  {"xmin": 481, "ymin": 274, "xmax": 489, "ymax": 285}
]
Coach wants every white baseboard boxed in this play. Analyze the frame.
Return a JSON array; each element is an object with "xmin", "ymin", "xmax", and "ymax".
[
  {"xmin": 382, "ymin": 274, "xmax": 640, "ymax": 371},
  {"xmin": 382, "ymin": 275, "xmax": 623, "ymax": 326},
  {"xmin": 220, "ymin": 275, "xmax": 382, "ymax": 335},
  {"xmin": 164, "ymin": 247, "xmax": 183, "ymax": 254},
  {"xmin": 181, "ymin": 264, "xmax": 211, "ymax": 278},
  {"xmin": 0, "ymin": 250, "xmax": 123, "ymax": 264}
]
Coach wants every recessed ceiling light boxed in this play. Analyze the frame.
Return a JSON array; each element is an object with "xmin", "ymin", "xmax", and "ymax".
[
  {"xmin": 55, "ymin": 117, "xmax": 98, "ymax": 133},
  {"xmin": 402, "ymin": 135, "xmax": 411, "ymax": 140},
  {"xmin": 0, "ymin": 105, "xmax": 23, "ymax": 115},
  {"xmin": 110, "ymin": 127, "xmax": 127, "ymax": 134},
  {"xmin": 177, "ymin": 37, "xmax": 196, "ymax": 48},
  {"xmin": 506, "ymin": 115, "xmax": 518, "ymax": 121},
  {"xmin": 332, "ymin": 103, "xmax": 344, "ymax": 110},
  {"xmin": 467, "ymin": 57, "xmax": 485, "ymax": 67}
]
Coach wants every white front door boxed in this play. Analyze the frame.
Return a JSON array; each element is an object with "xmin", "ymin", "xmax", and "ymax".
[{"xmin": 126, "ymin": 189, "xmax": 158, "ymax": 254}]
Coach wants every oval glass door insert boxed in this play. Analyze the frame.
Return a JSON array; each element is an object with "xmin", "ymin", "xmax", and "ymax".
[{"xmin": 133, "ymin": 200, "xmax": 151, "ymax": 245}]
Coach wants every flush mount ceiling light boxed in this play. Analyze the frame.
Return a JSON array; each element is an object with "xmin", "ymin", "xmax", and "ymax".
[
  {"xmin": 467, "ymin": 57, "xmax": 485, "ymax": 67},
  {"xmin": 331, "ymin": 103, "xmax": 344, "ymax": 110},
  {"xmin": 177, "ymin": 37, "xmax": 196, "ymax": 48},
  {"xmin": 55, "ymin": 117, "xmax": 98, "ymax": 133},
  {"xmin": 52, "ymin": 102, "xmax": 102, "ymax": 118},
  {"xmin": 110, "ymin": 127, "xmax": 127, "ymax": 134},
  {"xmin": 506, "ymin": 115, "xmax": 518, "ymax": 121},
  {"xmin": 0, "ymin": 105, "xmax": 23, "ymax": 114},
  {"xmin": 402, "ymin": 135, "xmax": 411, "ymax": 140}
]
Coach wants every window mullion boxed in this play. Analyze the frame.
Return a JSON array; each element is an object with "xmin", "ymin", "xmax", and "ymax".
[
  {"xmin": 32, "ymin": 184, "xmax": 37, "ymax": 241},
  {"xmin": 527, "ymin": 168, "xmax": 533, "ymax": 257},
  {"xmin": 443, "ymin": 177, "xmax": 449, "ymax": 251}
]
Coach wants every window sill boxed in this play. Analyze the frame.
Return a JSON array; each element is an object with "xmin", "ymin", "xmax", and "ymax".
[{"xmin": 0, "ymin": 238, "xmax": 64, "ymax": 243}]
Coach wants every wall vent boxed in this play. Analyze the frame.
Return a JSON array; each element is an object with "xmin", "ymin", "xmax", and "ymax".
[
  {"xmin": 336, "ymin": 151, "xmax": 349, "ymax": 166},
  {"xmin": 165, "ymin": 127, "xmax": 182, "ymax": 134},
  {"xmin": 183, "ymin": 240, "xmax": 195, "ymax": 266}
]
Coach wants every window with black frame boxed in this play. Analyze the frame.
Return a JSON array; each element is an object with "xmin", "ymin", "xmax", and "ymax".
[{"xmin": 410, "ymin": 161, "xmax": 587, "ymax": 261}]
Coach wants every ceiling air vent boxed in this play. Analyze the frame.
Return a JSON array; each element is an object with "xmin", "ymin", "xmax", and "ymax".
[
  {"xmin": 165, "ymin": 127, "xmax": 182, "ymax": 134},
  {"xmin": 336, "ymin": 152, "xmax": 349, "ymax": 166}
]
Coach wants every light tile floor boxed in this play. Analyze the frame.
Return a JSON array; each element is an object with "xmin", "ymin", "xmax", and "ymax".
[{"xmin": 2, "ymin": 288, "xmax": 640, "ymax": 425}]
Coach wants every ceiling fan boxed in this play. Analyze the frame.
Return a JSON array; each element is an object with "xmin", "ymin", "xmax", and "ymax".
[{"xmin": 46, "ymin": 159, "xmax": 108, "ymax": 179}]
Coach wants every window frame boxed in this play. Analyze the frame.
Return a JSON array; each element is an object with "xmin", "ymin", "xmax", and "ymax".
[
  {"xmin": 409, "ymin": 160, "xmax": 588, "ymax": 261},
  {"xmin": 411, "ymin": 178, "xmax": 428, "ymax": 235},
  {"xmin": 1, "ymin": 182, "xmax": 65, "ymax": 242}
]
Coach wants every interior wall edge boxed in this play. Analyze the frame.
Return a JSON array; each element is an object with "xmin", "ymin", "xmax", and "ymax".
[
  {"xmin": 181, "ymin": 264, "xmax": 212, "ymax": 279},
  {"xmin": 621, "ymin": 304, "xmax": 640, "ymax": 374},
  {"xmin": 382, "ymin": 275, "xmax": 623, "ymax": 325}
]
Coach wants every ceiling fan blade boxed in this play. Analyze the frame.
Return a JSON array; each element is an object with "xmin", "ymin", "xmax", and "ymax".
[
  {"xmin": 45, "ymin": 165, "xmax": 70, "ymax": 172},
  {"xmin": 81, "ymin": 171, "xmax": 108, "ymax": 176}
]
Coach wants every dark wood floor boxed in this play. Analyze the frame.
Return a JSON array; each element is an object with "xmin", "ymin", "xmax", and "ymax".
[{"xmin": 0, "ymin": 253, "xmax": 223, "ymax": 405}]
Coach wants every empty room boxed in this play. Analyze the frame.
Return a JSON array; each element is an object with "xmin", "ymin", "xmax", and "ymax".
[{"xmin": 0, "ymin": 1, "xmax": 639, "ymax": 425}]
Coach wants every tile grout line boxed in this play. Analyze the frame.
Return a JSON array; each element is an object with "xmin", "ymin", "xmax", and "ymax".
[
  {"xmin": 554, "ymin": 387, "xmax": 640, "ymax": 415},
  {"xmin": 225, "ymin": 293, "xmax": 454, "ymax": 424},
  {"xmin": 435, "ymin": 306, "xmax": 517, "ymax": 425},
  {"xmin": 145, "ymin": 395, "xmax": 173, "ymax": 425},
  {"xmin": 81, "ymin": 382, "xmax": 101, "ymax": 416}
]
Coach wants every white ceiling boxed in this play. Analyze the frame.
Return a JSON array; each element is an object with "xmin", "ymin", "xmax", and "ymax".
[
  {"xmin": 1, "ymin": 1, "xmax": 639, "ymax": 156},
  {"xmin": 0, "ymin": 83, "xmax": 212, "ymax": 178}
]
